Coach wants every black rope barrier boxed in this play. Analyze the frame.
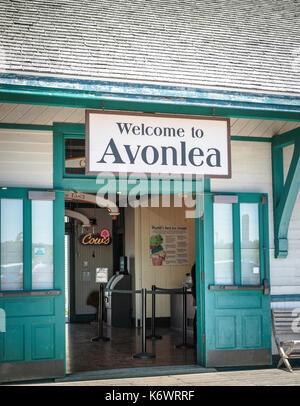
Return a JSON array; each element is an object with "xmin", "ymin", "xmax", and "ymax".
[
  {"xmin": 146, "ymin": 285, "xmax": 162, "ymax": 341},
  {"xmin": 133, "ymin": 288, "xmax": 155, "ymax": 359},
  {"xmin": 104, "ymin": 289, "xmax": 142, "ymax": 294},
  {"xmin": 90, "ymin": 283, "xmax": 110, "ymax": 342},
  {"xmin": 175, "ymin": 286, "xmax": 194, "ymax": 349},
  {"xmin": 154, "ymin": 286, "xmax": 183, "ymax": 293},
  {"xmin": 94, "ymin": 285, "xmax": 194, "ymax": 355}
]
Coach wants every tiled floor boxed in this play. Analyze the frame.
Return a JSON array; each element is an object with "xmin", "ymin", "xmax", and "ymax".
[{"xmin": 66, "ymin": 323, "xmax": 196, "ymax": 374}]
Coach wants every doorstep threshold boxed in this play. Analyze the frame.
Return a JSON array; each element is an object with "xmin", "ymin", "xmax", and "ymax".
[{"xmin": 55, "ymin": 365, "xmax": 216, "ymax": 383}]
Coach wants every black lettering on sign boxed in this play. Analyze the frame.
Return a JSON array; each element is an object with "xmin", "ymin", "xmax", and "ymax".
[
  {"xmin": 97, "ymin": 138, "xmax": 125, "ymax": 164},
  {"xmin": 97, "ymin": 139, "xmax": 222, "ymax": 168}
]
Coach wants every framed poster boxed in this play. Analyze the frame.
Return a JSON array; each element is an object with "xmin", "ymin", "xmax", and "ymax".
[{"xmin": 150, "ymin": 225, "xmax": 189, "ymax": 266}]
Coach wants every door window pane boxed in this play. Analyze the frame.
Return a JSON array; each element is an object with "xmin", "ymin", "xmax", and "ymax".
[
  {"xmin": 32, "ymin": 201, "xmax": 53, "ymax": 289},
  {"xmin": 240, "ymin": 203, "xmax": 260, "ymax": 285},
  {"xmin": 213, "ymin": 203, "xmax": 234, "ymax": 284},
  {"xmin": 65, "ymin": 138, "xmax": 85, "ymax": 175},
  {"xmin": 1, "ymin": 199, "xmax": 23, "ymax": 291}
]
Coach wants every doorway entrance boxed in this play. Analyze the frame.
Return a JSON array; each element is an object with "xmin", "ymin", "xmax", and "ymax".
[
  {"xmin": 56, "ymin": 121, "xmax": 272, "ymax": 377},
  {"xmin": 64, "ymin": 194, "xmax": 198, "ymax": 375}
]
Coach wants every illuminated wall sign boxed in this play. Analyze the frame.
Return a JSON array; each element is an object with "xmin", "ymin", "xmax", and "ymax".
[
  {"xmin": 80, "ymin": 229, "xmax": 111, "ymax": 246},
  {"xmin": 86, "ymin": 111, "xmax": 231, "ymax": 178}
]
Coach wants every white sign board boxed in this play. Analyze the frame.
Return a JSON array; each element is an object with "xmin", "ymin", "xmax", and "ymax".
[{"xmin": 86, "ymin": 111, "xmax": 231, "ymax": 178}]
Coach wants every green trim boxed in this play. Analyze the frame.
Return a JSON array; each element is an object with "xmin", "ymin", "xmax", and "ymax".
[
  {"xmin": 0, "ymin": 200, "xmax": 1, "ymax": 291},
  {"xmin": 1, "ymin": 87, "xmax": 300, "ymax": 122},
  {"xmin": 259, "ymin": 201, "xmax": 267, "ymax": 284},
  {"xmin": 203, "ymin": 193, "xmax": 214, "ymax": 366},
  {"xmin": 52, "ymin": 191, "xmax": 66, "ymax": 368},
  {"xmin": 53, "ymin": 124, "xmax": 64, "ymax": 191},
  {"xmin": 54, "ymin": 122, "xmax": 85, "ymax": 135},
  {"xmin": 272, "ymin": 127, "xmax": 300, "ymax": 258},
  {"xmin": 204, "ymin": 179, "xmax": 210, "ymax": 193},
  {"xmin": 69, "ymin": 219, "xmax": 76, "ymax": 323},
  {"xmin": 195, "ymin": 194, "xmax": 207, "ymax": 366},
  {"xmin": 272, "ymin": 148, "xmax": 284, "ymax": 208},
  {"xmin": 0, "ymin": 123, "xmax": 53, "ymax": 131},
  {"xmin": 272, "ymin": 127, "xmax": 300, "ymax": 149},
  {"xmin": 271, "ymin": 295, "xmax": 300, "ymax": 302},
  {"xmin": 23, "ymin": 198, "xmax": 32, "ymax": 290},
  {"xmin": 231, "ymin": 136, "xmax": 271, "ymax": 142},
  {"xmin": 232, "ymin": 203, "xmax": 241, "ymax": 285}
]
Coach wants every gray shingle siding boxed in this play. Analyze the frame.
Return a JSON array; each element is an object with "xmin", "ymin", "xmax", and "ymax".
[{"xmin": 0, "ymin": 0, "xmax": 299, "ymax": 95}]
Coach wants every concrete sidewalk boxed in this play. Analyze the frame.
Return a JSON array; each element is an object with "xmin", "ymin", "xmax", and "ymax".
[{"xmin": 18, "ymin": 367, "xmax": 300, "ymax": 386}]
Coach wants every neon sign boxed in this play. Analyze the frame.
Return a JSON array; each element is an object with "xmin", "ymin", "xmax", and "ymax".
[{"xmin": 80, "ymin": 229, "xmax": 111, "ymax": 246}]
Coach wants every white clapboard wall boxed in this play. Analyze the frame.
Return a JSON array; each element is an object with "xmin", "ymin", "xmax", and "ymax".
[{"xmin": 0, "ymin": 129, "xmax": 53, "ymax": 188}]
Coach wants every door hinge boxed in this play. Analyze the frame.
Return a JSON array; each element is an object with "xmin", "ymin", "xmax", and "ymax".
[
  {"xmin": 201, "ymin": 271, "xmax": 205, "ymax": 281},
  {"xmin": 202, "ymin": 333, "xmax": 206, "ymax": 344}
]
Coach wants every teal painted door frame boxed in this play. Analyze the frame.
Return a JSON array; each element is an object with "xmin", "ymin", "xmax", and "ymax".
[
  {"xmin": 0, "ymin": 188, "xmax": 65, "ymax": 383},
  {"xmin": 201, "ymin": 192, "xmax": 272, "ymax": 367},
  {"xmin": 54, "ymin": 122, "xmax": 209, "ymax": 365},
  {"xmin": 195, "ymin": 197, "xmax": 206, "ymax": 366}
]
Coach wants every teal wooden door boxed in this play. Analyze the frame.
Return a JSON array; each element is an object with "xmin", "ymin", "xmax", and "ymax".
[
  {"xmin": 0, "ymin": 188, "xmax": 65, "ymax": 383},
  {"xmin": 202, "ymin": 193, "xmax": 272, "ymax": 367}
]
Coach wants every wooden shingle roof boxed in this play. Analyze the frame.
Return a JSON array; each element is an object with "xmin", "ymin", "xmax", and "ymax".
[{"xmin": 0, "ymin": 0, "xmax": 299, "ymax": 95}]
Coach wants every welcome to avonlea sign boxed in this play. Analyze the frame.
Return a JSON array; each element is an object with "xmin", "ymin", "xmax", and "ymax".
[{"xmin": 86, "ymin": 111, "xmax": 231, "ymax": 178}]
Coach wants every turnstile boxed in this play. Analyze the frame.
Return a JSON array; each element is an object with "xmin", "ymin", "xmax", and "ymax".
[{"xmin": 104, "ymin": 273, "xmax": 131, "ymax": 327}]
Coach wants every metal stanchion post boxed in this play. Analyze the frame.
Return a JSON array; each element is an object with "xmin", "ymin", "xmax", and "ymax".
[
  {"xmin": 146, "ymin": 285, "xmax": 162, "ymax": 340},
  {"xmin": 176, "ymin": 286, "xmax": 193, "ymax": 348},
  {"xmin": 91, "ymin": 283, "xmax": 110, "ymax": 342},
  {"xmin": 133, "ymin": 288, "xmax": 155, "ymax": 359}
]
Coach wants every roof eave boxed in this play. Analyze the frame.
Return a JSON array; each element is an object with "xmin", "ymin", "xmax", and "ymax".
[{"xmin": 0, "ymin": 72, "xmax": 299, "ymax": 119}]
